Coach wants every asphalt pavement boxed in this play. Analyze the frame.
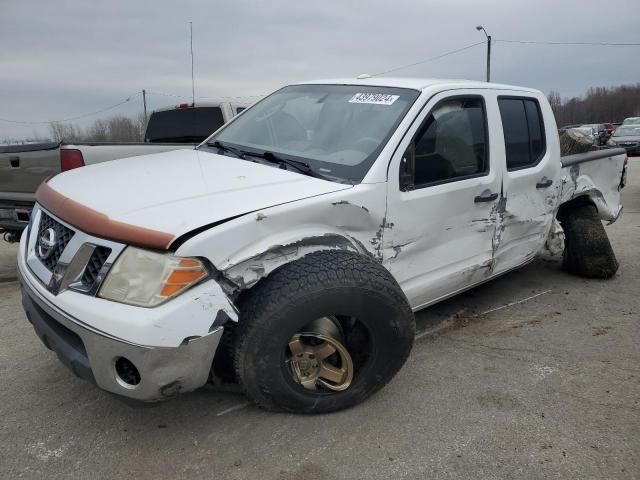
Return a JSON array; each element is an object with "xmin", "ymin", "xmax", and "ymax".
[{"xmin": 0, "ymin": 162, "xmax": 638, "ymax": 479}]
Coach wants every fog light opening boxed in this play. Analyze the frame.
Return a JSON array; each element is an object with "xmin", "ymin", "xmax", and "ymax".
[{"xmin": 115, "ymin": 357, "xmax": 141, "ymax": 387}]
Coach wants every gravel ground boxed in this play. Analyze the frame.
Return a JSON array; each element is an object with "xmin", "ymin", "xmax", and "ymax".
[
  {"xmin": 0, "ymin": 241, "xmax": 17, "ymax": 283},
  {"xmin": 0, "ymin": 161, "xmax": 638, "ymax": 479}
]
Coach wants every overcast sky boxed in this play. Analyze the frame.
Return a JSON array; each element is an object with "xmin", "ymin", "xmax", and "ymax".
[{"xmin": 1, "ymin": 0, "xmax": 639, "ymax": 140}]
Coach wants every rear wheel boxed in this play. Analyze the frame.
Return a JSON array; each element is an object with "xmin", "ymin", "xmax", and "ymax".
[
  {"xmin": 234, "ymin": 250, "xmax": 415, "ymax": 413},
  {"xmin": 558, "ymin": 203, "xmax": 618, "ymax": 278}
]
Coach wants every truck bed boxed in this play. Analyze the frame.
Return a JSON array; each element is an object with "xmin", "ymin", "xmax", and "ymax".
[
  {"xmin": 61, "ymin": 143, "xmax": 195, "ymax": 166},
  {"xmin": 559, "ymin": 147, "xmax": 627, "ymax": 221}
]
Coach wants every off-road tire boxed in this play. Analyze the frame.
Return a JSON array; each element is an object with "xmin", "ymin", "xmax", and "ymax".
[
  {"xmin": 234, "ymin": 250, "xmax": 415, "ymax": 413},
  {"xmin": 558, "ymin": 203, "xmax": 618, "ymax": 278}
]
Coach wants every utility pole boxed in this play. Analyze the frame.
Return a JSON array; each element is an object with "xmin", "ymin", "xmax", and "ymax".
[
  {"xmin": 142, "ymin": 89, "xmax": 147, "ymax": 123},
  {"xmin": 476, "ymin": 26, "xmax": 491, "ymax": 82},
  {"xmin": 190, "ymin": 22, "xmax": 195, "ymax": 105}
]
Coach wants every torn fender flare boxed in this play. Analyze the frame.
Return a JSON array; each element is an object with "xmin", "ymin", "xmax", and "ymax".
[
  {"xmin": 221, "ymin": 233, "xmax": 370, "ymax": 290},
  {"xmin": 607, "ymin": 205, "xmax": 623, "ymax": 225}
]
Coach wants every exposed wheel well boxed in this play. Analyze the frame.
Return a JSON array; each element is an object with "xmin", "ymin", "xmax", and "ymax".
[{"xmin": 556, "ymin": 195, "xmax": 596, "ymax": 221}]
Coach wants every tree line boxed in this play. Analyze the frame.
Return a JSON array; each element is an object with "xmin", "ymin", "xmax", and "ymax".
[
  {"xmin": 48, "ymin": 114, "xmax": 146, "ymax": 143},
  {"xmin": 548, "ymin": 83, "xmax": 640, "ymax": 127}
]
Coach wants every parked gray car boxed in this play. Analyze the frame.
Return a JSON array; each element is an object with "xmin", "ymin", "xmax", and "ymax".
[{"xmin": 609, "ymin": 125, "xmax": 640, "ymax": 155}]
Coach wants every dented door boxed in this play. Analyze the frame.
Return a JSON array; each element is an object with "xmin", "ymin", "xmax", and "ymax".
[
  {"xmin": 491, "ymin": 93, "xmax": 561, "ymax": 274},
  {"xmin": 383, "ymin": 90, "xmax": 503, "ymax": 310}
]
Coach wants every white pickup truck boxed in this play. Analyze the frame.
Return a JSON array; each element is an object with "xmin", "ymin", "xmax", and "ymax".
[
  {"xmin": 17, "ymin": 78, "xmax": 627, "ymax": 414},
  {"xmin": 1, "ymin": 102, "xmax": 247, "ymax": 241}
]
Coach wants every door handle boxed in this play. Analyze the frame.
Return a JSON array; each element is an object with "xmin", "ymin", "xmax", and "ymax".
[
  {"xmin": 8, "ymin": 156, "xmax": 19, "ymax": 168},
  {"xmin": 536, "ymin": 177, "xmax": 553, "ymax": 189},
  {"xmin": 474, "ymin": 190, "xmax": 499, "ymax": 203}
]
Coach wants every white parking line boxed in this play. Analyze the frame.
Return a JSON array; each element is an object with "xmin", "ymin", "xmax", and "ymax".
[
  {"xmin": 415, "ymin": 289, "xmax": 553, "ymax": 340},
  {"xmin": 216, "ymin": 401, "xmax": 251, "ymax": 417},
  {"xmin": 477, "ymin": 289, "xmax": 552, "ymax": 316}
]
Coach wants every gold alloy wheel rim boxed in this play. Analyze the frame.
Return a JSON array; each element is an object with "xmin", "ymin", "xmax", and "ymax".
[{"xmin": 287, "ymin": 321, "xmax": 354, "ymax": 392}]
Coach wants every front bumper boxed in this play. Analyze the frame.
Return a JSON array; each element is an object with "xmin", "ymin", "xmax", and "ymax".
[{"xmin": 19, "ymin": 266, "xmax": 224, "ymax": 401}]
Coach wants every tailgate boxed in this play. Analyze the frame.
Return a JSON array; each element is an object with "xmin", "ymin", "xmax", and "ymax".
[{"xmin": 0, "ymin": 142, "xmax": 61, "ymax": 199}]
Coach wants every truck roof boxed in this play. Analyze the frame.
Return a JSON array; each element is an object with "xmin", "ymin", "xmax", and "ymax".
[
  {"xmin": 298, "ymin": 76, "xmax": 542, "ymax": 95},
  {"xmin": 151, "ymin": 100, "xmax": 252, "ymax": 115}
]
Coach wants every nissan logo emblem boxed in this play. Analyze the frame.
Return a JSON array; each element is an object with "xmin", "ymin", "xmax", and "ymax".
[{"xmin": 37, "ymin": 227, "xmax": 58, "ymax": 260}]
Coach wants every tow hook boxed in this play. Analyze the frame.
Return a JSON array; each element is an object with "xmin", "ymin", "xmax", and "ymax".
[{"xmin": 2, "ymin": 230, "xmax": 21, "ymax": 243}]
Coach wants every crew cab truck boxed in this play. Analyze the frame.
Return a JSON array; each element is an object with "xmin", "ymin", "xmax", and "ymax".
[
  {"xmin": 17, "ymin": 78, "xmax": 626, "ymax": 414},
  {"xmin": 1, "ymin": 101, "xmax": 247, "ymax": 241}
]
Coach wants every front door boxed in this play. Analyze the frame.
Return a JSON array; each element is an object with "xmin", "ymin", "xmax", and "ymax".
[{"xmin": 383, "ymin": 91, "xmax": 503, "ymax": 310}]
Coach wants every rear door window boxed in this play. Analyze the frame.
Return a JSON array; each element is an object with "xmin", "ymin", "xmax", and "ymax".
[{"xmin": 498, "ymin": 97, "xmax": 546, "ymax": 170}]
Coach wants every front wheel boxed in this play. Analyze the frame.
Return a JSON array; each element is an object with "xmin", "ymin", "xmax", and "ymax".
[{"xmin": 233, "ymin": 250, "xmax": 415, "ymax": 413}]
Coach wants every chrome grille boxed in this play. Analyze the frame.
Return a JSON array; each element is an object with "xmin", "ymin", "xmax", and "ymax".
[
  {"xmin": 80, "ymin": 246, "xmax": 111, "ymax": 289},
  {"xmin": 36, "ymin": 212, "xmax": 74, "ymax": 270},
  {"xmin": 26, "ymin": 205, "xmax": 126, "ymax": 297}
]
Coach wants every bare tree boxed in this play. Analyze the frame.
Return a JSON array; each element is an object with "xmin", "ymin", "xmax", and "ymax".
[
  {"xmin": 48, "ymin": 113, "xmax": 146, "ymax": 143},
  {"xmin": 106, "ymin": 115, "xmax": 141, "ymax": 142},
  {"xmin": 87, "ymin": 119, "xmax": 109, "ymax": 142},
  {"xmin": 49, "ymin": 122, "xmax": 82, "ymax": 143},
  {"xmin": 548, "ymin": 83, "xmax": 640, "ymax": 126}
]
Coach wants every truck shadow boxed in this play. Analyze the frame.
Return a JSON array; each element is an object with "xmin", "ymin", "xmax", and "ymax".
[
  {"xmin": 86, "ymin": 255, "xmax": 569, "ymax": 419},
  {"xmin": 412, "ymin": 256, "xmax": 566, "ymax": 338}
]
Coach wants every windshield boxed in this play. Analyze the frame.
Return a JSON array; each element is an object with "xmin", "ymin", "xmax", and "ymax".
[
  {"xmin": 202, "ymin": 84, "xmax": 420, "ymax": 183},
  {"xmin": 622, "ymin": 118, "xmax": 640, "ymax": 125},
  {"xmin": 614, "ymin": 126, "xmax": 640, "ymax": 137}
]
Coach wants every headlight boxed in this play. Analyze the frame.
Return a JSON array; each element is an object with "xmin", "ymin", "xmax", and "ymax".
[{"xmin": 98, "ymin": 246, "xmax": 208, "ymax": 307}]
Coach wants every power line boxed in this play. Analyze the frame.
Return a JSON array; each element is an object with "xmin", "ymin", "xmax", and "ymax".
[
  {"xmin": 145, "ymin": 90, "xmax": 264, "ymax": 100},
  {"xmin": 371, "ymin": 41, "xmax": 485, "ymax": 76},
  {"xmin": 368, "ymin": 37, "xmax": 640, "ymax": 78},
  {"xmin": 0, "ymin": 93, "xmax": 140, "ymax": 125},
  {"xmin": 4, "ymin": 37, "xmax": 637, "ymax": 126},
  {"xmin": 496, "ymin": 39, "xmax": 640, "ymax": 46},
  {"xmin": 0, "ymin": 90, "xmax": 263, "ymax": 126}
]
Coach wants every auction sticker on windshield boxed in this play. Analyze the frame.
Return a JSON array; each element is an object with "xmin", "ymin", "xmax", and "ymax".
[{"xmin": 349, "ymin": 93, "xmax": 400, "ymax": 105}]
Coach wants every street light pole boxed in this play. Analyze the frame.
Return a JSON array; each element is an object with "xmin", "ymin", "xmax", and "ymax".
[
  {"xmin": 142, "ymin": 89, "xmax": 147, "ymax": 124},
  {"xmin": 476, "ymin": 26, "xmax": 491, "ymax": 82}
]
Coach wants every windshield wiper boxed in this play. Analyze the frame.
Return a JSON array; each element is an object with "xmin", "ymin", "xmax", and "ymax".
[
  {"xmin": 207, "ymin": 140, "xmax": 245, "ymax": 159},
  {"xmin": 245, "ymin": 150, "xmax": 321, "ymax": 178}
]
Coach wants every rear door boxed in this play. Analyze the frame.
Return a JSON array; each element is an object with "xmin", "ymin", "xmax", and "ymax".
[
  {"xmin": 383, "ymin": 90, "xmax": 503, "ymax": 309},
  {"xmin": 491, "ymin": 93, "xmax": 561, "ymax": 274}
]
